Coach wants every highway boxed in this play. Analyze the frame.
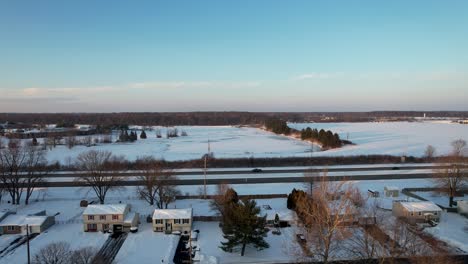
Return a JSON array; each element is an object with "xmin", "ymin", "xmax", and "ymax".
[{"xmin": 0, "ymin": 163, "xmax": 445, "ymax": 188}]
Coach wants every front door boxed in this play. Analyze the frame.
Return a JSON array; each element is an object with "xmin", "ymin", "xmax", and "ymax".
[{"xmin": 166, "ymin": 223, "xmax": 172, "ymax": 232}]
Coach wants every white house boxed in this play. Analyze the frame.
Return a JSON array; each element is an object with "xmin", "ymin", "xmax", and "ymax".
[
  {"xmin": 0, "ymin": 212, "xmax": 55, "ymax": 235},
  {"xmin": 392, "ymin": 201, "xmax": 442, "ymax": 224},
  {"xmin": 152, "ymin": 208, "xmax": 193, "ymax": 233},
  {"xmin": 83, "ymin": 204, "xmax": 139, "ymax": 233}
]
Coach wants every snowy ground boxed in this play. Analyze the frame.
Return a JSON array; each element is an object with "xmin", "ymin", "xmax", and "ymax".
[
  {"xmin": 425, "ymin": 212, "xmax": 468, "ymax": 252},
  {"xmin": 114, "ymin": 223, "xmax": 179, "ymax": 264},
  {"xmin": 39, "ymin": 126, "xmax": 316, "ymax": 164},
  {"xmin": 193, "ymin": 222, "xmax": 302, "ymax": 264},
  {"xmin": 290, "ymin": 121, "xmax": 468, "ymax": 157},
  {"xmin": 413, "ymin": 191, "xmax": 468, "ymax": 208},
  {"xmin": 4, "ymin": 122, "xmax": 467, "ymax": 165},
  {"xmin": 0, "ymin": 223, "xmax": 108, "ymax": 264}
]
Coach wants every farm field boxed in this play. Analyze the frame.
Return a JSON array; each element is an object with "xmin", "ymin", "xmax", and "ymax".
[{"xmin": 4, "ymin": 121, "xmax": 467, "ymax": 164}]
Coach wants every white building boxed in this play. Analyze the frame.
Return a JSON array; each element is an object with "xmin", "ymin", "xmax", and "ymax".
[
  {"xmin": 83, "ymin": 204, "xmax": 139, "ymax": 232},
  {"xmin": 0, "ymin": 213, "xmax": 55, "ymax": 235},
  {"xmin": 152, "ymin": 208, "xmax": 193, "ymax": 233},
  {"xmin": 392, "ymin": 201, "xmax": 442, "ymax": 224},
  {"xmin": 384, "ymin": 186, "xmax": 400, "ymax": 198}
]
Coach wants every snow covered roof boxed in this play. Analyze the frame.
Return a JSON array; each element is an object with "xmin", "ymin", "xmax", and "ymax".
[
  {"xmin": 385, "ymin": 186, "xmax": 400, "ymax": 191},
  {"xmin": 83, "ymin": 204, "xmax": 128, "ymax": 215},
  {"xmin": 124, "ymin": 212, "xmax": 137, "ymax": 224},
  {"xmin": 153, "ymin": 208, "xmax": 192, "ymax": 219},
  {"xmin": 0, "ymin": 215, "xmax": 48, "ymax": 226},
  {"xmin": 398, "ymin": 201, "xmax": 441, "ymax": 212}
]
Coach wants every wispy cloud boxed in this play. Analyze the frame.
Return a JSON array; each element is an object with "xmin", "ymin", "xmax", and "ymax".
[
  {"xmin": 130, "ymin": 81, "xmax": 261, "ymax": 89},
  {"xmin": 293, "ymin": 72, "xmax": 337, "ymax": 80}
]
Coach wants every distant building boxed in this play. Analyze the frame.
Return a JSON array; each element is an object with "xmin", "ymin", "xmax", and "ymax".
[
  {"xmin": 392, "ymin": 201, "xmax": 441, "ymax": 224},
  {"xmin": 83, "ymin": 204, "xmax": 139, "ymax": 233},
  {"xmin": 152, "ymin": 208, "xmax": 193, "ymax": 233},
  {"xmin": 384, "ymin": 186, "xmax": 400, "ymax": 198},
  {"xmin": 0, "ymin": 211, "xmax": 55, "ymax": 235}
]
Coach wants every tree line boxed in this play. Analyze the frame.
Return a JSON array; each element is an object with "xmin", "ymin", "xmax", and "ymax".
[
  {"xmin": 3, "ymin": 111, "xmax": 468, "ymax": 128},
  {"xmin": 264, "ymin": 118, "xmax": 343, "ymax": 149}
]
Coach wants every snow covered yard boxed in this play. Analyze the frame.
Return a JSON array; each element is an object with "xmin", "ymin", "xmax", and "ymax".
[
  {"xmin": 0, "ymin": 223, "xmax": 108, "ymax": 264},
  {"xmin": 412, "ymin": 191, "xmax": 468, "ymax": 208},
  {"xmin": 425, "ymin": 212, "xmax": 468, "ymax": 253},
  {"xmin": 193, "ymin": 221, "xmax": 302, "ymax": 264},
  {"xmin": 114, "ymin": 223, "xmax": 179, "ymax": 264}
]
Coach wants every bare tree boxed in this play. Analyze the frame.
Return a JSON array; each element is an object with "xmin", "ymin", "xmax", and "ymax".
[
  {"xmin": 0, "ymin": 139, "xmax": 49, "ymax": 205},
  {"xmin": 23, "ymin": 143, "xmax": 49, "ymax": 205},
  {"xmin": 69, "ymin": 247, "xmax": 97, "ymax": 264},
  {"xmin": 135, "ymin": 156, "xmax": 180, "ymax": 208},
  {"xmin": 33, "ymin": 241, "xmax": 72, "ymax": 264},
  {"xmin": 433, "ymin": 140, "xmax": 467, "ymax": 207},
  {"xmin": 295, "ymin": 177, "xmax": 360, "ymax": 263},
  {"xmin": 75, "ymin": 150, "xmax": 124, "ymax": 204},
  {"xmin": 65, "ymin": 136, "xmax": 77, "ymax": 149},
  {"xmin": 451, "ymin": 139, "xmax": 467, "ymax": 157},
  {"xmin": 344, "ymin": 201, "xmax": 386, "ymax": 263},
  {"xmin": 424, "ymin": 145, "xmax": 436, "ymax": 160}
]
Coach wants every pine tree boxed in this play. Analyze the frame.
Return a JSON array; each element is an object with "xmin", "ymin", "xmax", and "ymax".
[
  {"xmin": 220, "ymin": 199, "xmax": 269, "ymax": 256},
  {"xmin": 140, "ymin": 130, "xmax": 147, "ymax": 139}
]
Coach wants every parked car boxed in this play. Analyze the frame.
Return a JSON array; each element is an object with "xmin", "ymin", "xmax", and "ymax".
[
  {"xmin": 130, "ymin": 227, "xmax": 138, "ymax": 233},
  {"xmin": 251, "ymin": 168, "xmax": 263, "ymax": 173}
]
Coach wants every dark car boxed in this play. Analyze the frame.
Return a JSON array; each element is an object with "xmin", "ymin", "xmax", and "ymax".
[
  {"xmin": 392, "ymin": 167, "xmax": 400, "ymax": 170},
  {"xmin": 251, "ymin": 168, "xmax": 263, "ymax": 173}
]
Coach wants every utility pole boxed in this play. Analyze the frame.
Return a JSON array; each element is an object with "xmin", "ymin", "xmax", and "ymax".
[{"xmin": 26, "ymin": 224, "xmax": 31, "ymax": 264}]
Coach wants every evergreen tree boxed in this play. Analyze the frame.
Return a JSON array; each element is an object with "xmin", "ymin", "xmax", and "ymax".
[
  {"xmin": 220, "ymin": 199, "xmax": 269, "ymax": 256},
  {"xmin": 140, "ymin": 130, "xmax": 147, "ymax": 139}
]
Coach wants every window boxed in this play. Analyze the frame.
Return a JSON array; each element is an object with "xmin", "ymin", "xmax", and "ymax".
[
  {"xmin": 103, "ymin": 224, "xmax": 109, "ymax": 230},
  {"xmin": 155, "ymin": 226, "xmax": 163, "ymax": 231},
  {"xmin": 418, "ymin": 212, "xmax": 422, "ymax": 216},
  {"xmin": 434, "ymin": 212, "xmax": 438, "ymax": 215},
  {"xmin": 100, "ymin": 215, "xmax": 106, "ymax": 220},
  {"xmin": 112, "ymin": 215, "xmax": 119, "ymax": 220},
  {"xmin": 155, "ymin": 219, "xmax": 163, "ymax": 224},
  {"xmin": 87, "ymin": 224, "xmax": 97, "ymax": 230},
  {"xmin": 7, "ymin": 226, "xmax": 15, "ymax": 231},
  {"xmin": 174, "ymin": 219, "xmax": 181, "ymax": 224},
  {"xmin": 182, "ymin": 219, "xmax": 190, "ymax": 224},
  {"xmin": 410, "ymin": 212, "xmax": 413, "ymax": 216},
  {"xmin": 88, "ymin": 215, "xmax": 95, "ymax": 220}
]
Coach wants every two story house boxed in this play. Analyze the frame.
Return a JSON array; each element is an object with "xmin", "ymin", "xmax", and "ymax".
[
  {"xmin": 83, "ymin": 204, "xmax": 139, "ymax": 233},
  {"xmin": 152, "ymin": 208, "xmax": 192, "ymax": 233}
]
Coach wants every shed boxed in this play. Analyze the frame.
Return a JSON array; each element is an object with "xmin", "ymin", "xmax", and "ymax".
[{"xmin": 384, "ymin": 186, "xmax": 400, "ymax": 198}]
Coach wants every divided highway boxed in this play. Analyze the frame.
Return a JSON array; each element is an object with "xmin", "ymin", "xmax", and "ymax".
[{"xmin": 1, "ymin": 163, "xmax": 446, "ymax": 188}]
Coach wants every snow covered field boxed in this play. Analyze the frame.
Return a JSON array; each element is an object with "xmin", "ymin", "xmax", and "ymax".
[
  {"xmin": 3, "ymin": 122, "xmax": 466, "ymax": 164},
  {"xmin": 42, "ymin": 126, "xmax": 314, "ymax": 164},
  {"xmin": 290, "ymin": 121, "xmax": 468, "ymax": 157}
]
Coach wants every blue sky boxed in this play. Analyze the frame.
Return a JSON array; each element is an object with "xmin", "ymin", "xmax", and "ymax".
[{"xmin": 1, "ymin": 0, "xmax": 467, "ymax": 112}]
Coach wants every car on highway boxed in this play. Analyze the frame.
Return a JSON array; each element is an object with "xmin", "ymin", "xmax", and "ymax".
[{"xmin": 251, "ymin": 168, "xmax": 263, "ymax": 173}]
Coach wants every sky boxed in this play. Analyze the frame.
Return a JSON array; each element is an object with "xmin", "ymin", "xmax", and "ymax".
[{"xmin": 0, "ymin": 0, "xmax": 467, "ymax": 112}]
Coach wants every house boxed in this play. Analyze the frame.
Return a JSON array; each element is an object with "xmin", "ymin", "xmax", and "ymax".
[
  {"xmin": 152, "ymin": 208, "xmax": 193, "ymax": 233},
  {"xmin": 384, "ymin": 186, "xmax": 400, "ymax": 198},
  {"xmin": 457, "ymin": 200, "xmax": 468, "ymax": 217},
  {"xmin": 392, "ymin": 201, "xmax": 442, "ymax": 224},
  {"xmin": 83, "ymin": 204, "xmax": 139, "ymax": 233},
  {"xmin": 0, "ymin": 211, "xmax": 55, "ymax": 235}
]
